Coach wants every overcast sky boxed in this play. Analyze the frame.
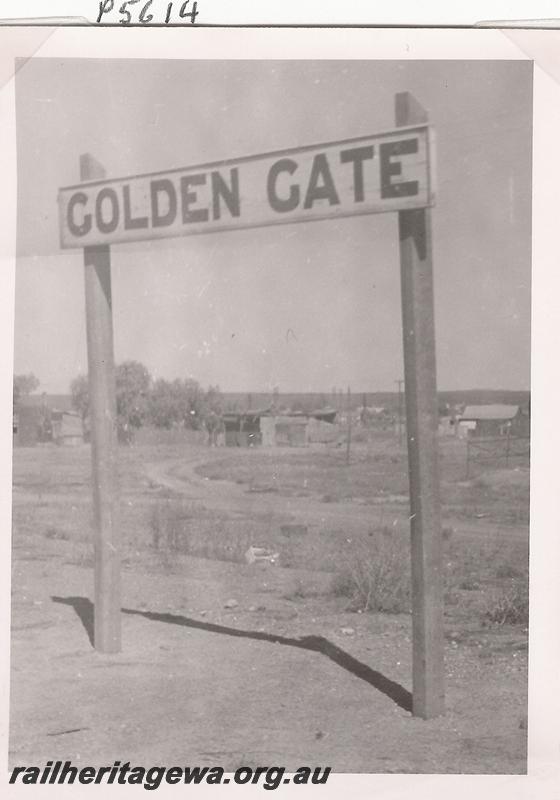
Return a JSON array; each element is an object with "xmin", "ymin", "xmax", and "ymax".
[{"xmin": 14, "ymin": 58, "xmax": 532, "ymax": 394}]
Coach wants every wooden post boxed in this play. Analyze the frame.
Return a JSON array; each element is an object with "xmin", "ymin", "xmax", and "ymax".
[
  {"xmin": 81, "ymin": 153, "xmax": 121, "ymax": 654},
  {"xmin": 396, "ymin": 93, "xmax": 444, "ymax": 718},
  {"xmin": 396, "ymin": 378, "xmax": 404, "ymax": 448}
]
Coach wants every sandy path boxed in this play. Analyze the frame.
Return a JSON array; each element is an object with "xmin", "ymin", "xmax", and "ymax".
[{"xmin": 144, "ymin": 455, "xmax": 528, "ymax": 543}]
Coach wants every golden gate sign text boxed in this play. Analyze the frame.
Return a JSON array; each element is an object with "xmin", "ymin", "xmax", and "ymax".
[{"xmin": 58, "ymin": 125, "xmax": 434, "ymax": 248}]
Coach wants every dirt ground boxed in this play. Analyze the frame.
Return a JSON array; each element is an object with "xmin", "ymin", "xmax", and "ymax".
[{"xmin": 10, "ymin": 436, "xmax": 528, "ymax": 773}]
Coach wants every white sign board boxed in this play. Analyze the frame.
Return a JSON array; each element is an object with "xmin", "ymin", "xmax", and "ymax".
[{"xmin": 58, "ymin": 124, "xmax": 434, "ymax": 248}]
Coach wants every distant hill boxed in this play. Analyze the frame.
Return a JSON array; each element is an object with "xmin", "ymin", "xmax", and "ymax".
[
  {"xmin": 21, "ymin": 389, "xmax": 530, "ymax": 416},
  {"xmin": 221, "ymin": 389, "xmax": 530, "ymax": 413},
  {"xmin": 437, "ymin": 389, "xmax": 530, "ymax": 409}
]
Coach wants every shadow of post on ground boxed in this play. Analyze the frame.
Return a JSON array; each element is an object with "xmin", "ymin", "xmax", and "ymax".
[{"xmin": 51, "ymin": 596, "xmax": 412, "ymax": 713}]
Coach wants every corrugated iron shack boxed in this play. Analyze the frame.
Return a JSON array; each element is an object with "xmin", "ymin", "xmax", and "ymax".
[
  {"xmin": 222, "ymin": 411, "xmax": 265, "ymax": 447},
  {"xmin": 51, "ymin": 410, "xmax": 84, "ymax": 446},
  {"xmin": 13, "ymin": 394, "xmax": 84, "ymax": 447},
  {"xmin": 458, "ymin": 404, "xmax": 527, "ymax": 438},
  {"xmin": 260, "ymin": 415, "xmax": 309, "ymax": 447}
]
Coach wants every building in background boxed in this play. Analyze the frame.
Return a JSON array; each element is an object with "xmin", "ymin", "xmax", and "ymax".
[
  {"xmin": 222, "ymin": 410, "xmax": 266, "ymax": 447},
  {"xmin": 223, "ymin": 407, "xmax": 339, "ymax": 447},
  {"xmin": 260, "ymin": 415, "xmax": 309, "ymax": 447},
  {"xmin": 457, "ymin": 404, "xmax": 529, "ymax": 438},
  {"xmin": 13, "ymin": 394, "xmax": 83, "ymax": 447},
  {"xmin": 51, "ymin": 410, "xmax": 84, "ymax": 446}
]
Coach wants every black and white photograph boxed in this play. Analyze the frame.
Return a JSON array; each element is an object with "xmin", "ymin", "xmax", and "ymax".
[{"xmin": 6, "ymin": 38, "xmax": 540, "ymax": 783}]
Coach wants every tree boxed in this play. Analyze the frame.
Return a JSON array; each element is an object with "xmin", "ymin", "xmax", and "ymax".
[
  {"xmin": 148, "ymin": 377, "xmax": 205, "ymax": 430},
  {"xmin": 149, "ymin": 378, "xmax": 192, "ymax": 429},
  {"xmin": 182, "ymin": 378, "xmax": 205, "ymax": 428},
  {"xmin": 70, "ymin": 374, "xmax": 89, "ymax": 423},
  {"xmin": 203, "ymin": 385, "xmax": 223, "ymax": 416},
  {"xmin": 13, "ymin": 372, "xmax": 40, "ymax": 406},
  {"xmin": 70, "ymin": 360, "xmax": 152, "ymax": 443},
  {"xmin": 116, "ymin": 361, "xmax": 151, "ymax": 439},
  {"xmin": 201, "ymin": 385, "xmax": 224, "ymax": 445}
]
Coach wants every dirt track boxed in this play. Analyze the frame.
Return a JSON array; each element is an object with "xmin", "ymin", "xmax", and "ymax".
[{"xmin": 144, "ymin": 454, "xmax": 528, "ymax": 544}]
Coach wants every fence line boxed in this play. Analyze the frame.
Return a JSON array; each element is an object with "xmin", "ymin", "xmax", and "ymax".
[{"xmin": 465, "ymin": 434, "xmax": 530, "ymax": 478}]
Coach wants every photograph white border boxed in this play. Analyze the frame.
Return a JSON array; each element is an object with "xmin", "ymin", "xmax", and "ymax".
[{"xmin": 1, "ymin": 25, "xmax": 558, "ymax": 799}]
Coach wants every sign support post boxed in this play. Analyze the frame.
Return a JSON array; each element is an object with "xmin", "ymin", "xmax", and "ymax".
[
  {"xmin": 81, "ymin": 153, "xmax": 121, "ymax": 654},
  {"xmin": 395, "ymin": 93, "xmax": 445, "ymax": 718},
  {"xmin": 396, "ymin": 378, "xmax": 404, "ymax": 448}
]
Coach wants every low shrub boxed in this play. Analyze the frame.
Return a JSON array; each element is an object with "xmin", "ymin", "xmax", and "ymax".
[
  {"xmin": 330, "ymin": 529, "xmax": 411, "ymax": 613},
  {"xmin": 495, "ymin": 563, "xmax": 524, "ymax": 580},
  {"xmin": 482, "ymin": 579, "xmax": 529, "ymax": 626},
  {"xmin": 459, "ymin": 578, "xmax": 481, "ymax": 591}
]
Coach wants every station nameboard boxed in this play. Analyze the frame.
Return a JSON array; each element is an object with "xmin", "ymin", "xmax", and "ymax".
[{"xmin": 58, "ymin": 124, "xmax": 434, "ymax": 249}]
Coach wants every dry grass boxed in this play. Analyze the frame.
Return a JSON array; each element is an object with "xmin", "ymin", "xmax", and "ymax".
[
  {"xmin": 192, "ymin": 437, "xmax": 411, "ymax": 502},
  {"xmin": 149, "ymin": 499, "xmax": 253, "ymax": 564},
  {"xmin": 482, "ymin": 580, "xmax": 529, "ymax": 627},
  {"xmin": 193, "ymin": 439, "xmax": 529, "ymax": 526},
  {"xmin": 327, "ymin": 527, "xmax": 528, "ymax": 624},
  {"xmin": 330, "ymin": 528, "xmax": 411, "ymax": 613},
  {"xmin": 12, "ymin": 438, "xmax": 530, "ymax": 630}
]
